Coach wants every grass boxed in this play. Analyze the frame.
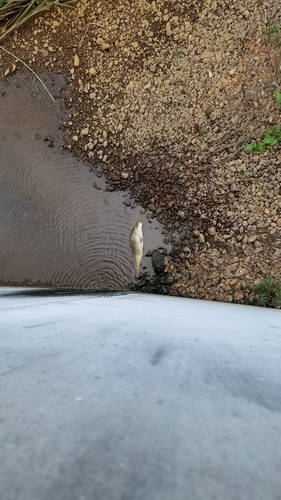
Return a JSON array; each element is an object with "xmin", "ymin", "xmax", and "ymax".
[
  {"xmin": 0, "ymin": 0, "xmax": 76, "ymax": 40},
  {"xmin": 275, "ymin": 89, "xmax": 281, "ymax": 110},
  {"xmin": 254, "ymin": 277, "xmax": 281, "ymax": 308},
  {"xmin": 266, "ymin": 19, "xmax": 281, "ymax": 44}
]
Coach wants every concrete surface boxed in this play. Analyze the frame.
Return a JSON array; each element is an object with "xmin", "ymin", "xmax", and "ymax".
[{"xmin": 0, "ymin": 288, "xmax": 281, "ymax": 500}]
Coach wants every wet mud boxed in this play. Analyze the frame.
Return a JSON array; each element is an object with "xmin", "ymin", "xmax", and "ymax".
[{"xmin": 0, "ymin": 72, "xmax": 169, "ymax": 289}]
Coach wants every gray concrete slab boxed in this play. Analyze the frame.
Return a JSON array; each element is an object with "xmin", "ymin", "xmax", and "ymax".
[{"xmin": 0, "ymin": 289, "xmax": 281, "ymax": 500}]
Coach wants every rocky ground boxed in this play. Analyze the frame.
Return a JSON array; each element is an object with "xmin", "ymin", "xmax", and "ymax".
[{"xmin": 1, "ymin": 0, "xmax": 281, "ymax": 304}]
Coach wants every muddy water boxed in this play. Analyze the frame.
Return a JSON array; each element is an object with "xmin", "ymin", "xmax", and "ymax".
[{"xmin": 0, "ymin": 73, "xmax": 169, "ymax": 289}]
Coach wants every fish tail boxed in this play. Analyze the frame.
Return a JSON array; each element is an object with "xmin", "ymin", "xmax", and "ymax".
[
  {"xmin": 134, "ymin": 254, "xmax": 142, "ymax": 278},
  {"xmin": 134, "ymin": 266, "xmax": 140, "ymax": 278}
]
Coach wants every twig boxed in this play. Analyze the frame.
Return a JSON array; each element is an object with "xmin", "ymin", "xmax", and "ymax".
[
  {"xmin": 78, "ymin": 23, "xmax": 89, "ymax": 48},
  {"xmin": 0, "ymin": 44, "xmax": 55, "ymax": 103}
]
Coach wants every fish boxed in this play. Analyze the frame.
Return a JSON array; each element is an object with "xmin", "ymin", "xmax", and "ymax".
[{"xmin": 129, "ymin": 221, "xmax": 143, "ymax": 278}]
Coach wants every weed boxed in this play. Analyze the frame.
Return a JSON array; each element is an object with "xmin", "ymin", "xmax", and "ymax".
[
  {"xmin": 172, "ymin": 47, "xmax": 184, "ymax": 57},
  {"xmin": 244, "ymin": 125, "xmax": 281, "ymax": 153},
  {"xmin": 266, "ymin": 19, "xmax": 281, "ymax": 44},
  {"xmin": 276, "ymin": 90, "xmax": 281, "ymax": 109},
  {"xmin": 254, "ymin": 277, "xmax": 281, "ymax": 308}
]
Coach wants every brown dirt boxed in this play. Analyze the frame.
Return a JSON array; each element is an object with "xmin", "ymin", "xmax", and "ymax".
[{"xmin": 1, "ymin": 0, "xmax": 281, "ymax": 303}]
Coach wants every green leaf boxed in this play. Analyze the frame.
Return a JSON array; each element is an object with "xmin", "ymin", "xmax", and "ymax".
[
  {"xmin": 276, "ymin": 90, "xmax": 281, "ymax": 105},
  {"xmin": 263, "ymin": 135, "xmax": 277, "ymax": 147},
  {"xmin": 244, "ymin": 143, "xmax": 254, "ymax": 152}
]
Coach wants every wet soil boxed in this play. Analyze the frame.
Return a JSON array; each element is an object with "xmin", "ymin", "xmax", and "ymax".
[{"xmin": 0, "ymin": 72, "xmax": 170, "ymax": 288}]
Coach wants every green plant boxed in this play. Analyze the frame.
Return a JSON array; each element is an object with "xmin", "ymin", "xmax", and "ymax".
[
  {"xmin": 276, "ymin": 90, "xmax": 281, "ymax": 109},
  {"xmin": 266, "ymin": 19, "xmax": 281, "ymax": 43},
  {"xmin": 244, "ymin": 125, "xmax": 281, "ymax": 153},
  {"xmin": 172, "ymin": 47, "xmax": 184, "ymax": 57},
  {"xmin": 0, "ymin": 0, "xmax": 76, "ymax": 40},
  {"xmin": 254, "ymin": 277, "xmax": 281, "ymax": 308}
]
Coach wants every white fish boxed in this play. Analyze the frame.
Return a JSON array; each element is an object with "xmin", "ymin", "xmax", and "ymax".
[{"xmin": 129, "ymin": 221, "xmax": 143, "ymax": 278}]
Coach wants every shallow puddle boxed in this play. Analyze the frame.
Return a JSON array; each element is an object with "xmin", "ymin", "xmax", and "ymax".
[{"xmin": 0, "ymin": 72, "xmax": 169, "ymax": 289}]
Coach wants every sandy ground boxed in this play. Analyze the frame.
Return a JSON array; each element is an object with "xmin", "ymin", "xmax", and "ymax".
[{"xmin": 1, "ymin": 0, "xmax": 281, "ymax": 304}]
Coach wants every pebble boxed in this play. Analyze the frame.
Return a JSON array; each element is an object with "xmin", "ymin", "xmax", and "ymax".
[
  {"xmin": 74, "ymin": 54, "xmax": 79, "ymax": 67},
  {"xmin": 248, "ymin": 234, "xmax": 257, "ymax": 243},
  {"xmin": 147, "ymin": 203, "xmax": 156, "ymax": 212}
]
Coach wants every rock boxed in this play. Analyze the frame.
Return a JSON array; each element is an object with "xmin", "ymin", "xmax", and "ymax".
[
  {"xmin": 177, "ymin": 210, "xmax": 185, "ymax": 218},
  {"xmin": 151, "ymin": 250, "xmax": 168, "ymax": 275},
  {"xmin": 234, "ymin": 268, "xmax": 248, "ymax": 277},
  {"xmin": 200, "ymin": 49, "xmax": 214, "ymax": 59},
  {"xmin": 74, "ymin": 54, "xmax": 80, "ymax": 67},
  {"xmin": 198, "ymin": 233, "xmax": 205, "ymax": 243},
  {"xmin": 101, "ymin": 43, "xmax": 110, "ymax": 51},
  {"xmin": 147, "ymin": 203, "xmax": 156, "ymax": 212},
  {"xmin": 80, "ymin": 128, "xmax": 89, "ymax": 136},
  {"xmin": 121, "ymin": 172, "xmax": 129, "ymax": 179},
  {"xmin": 207, "ymin": 227, "xmax": 216, "ymax": 235},
  {"xmin": 72, "ymin": 135, "xmax": 79, "ymax": 142},
  {"xmin": 166, "ymin": 276, "xmax": 174, "ymax": 285},
  {"xmin": 166, "ymin": 22, "xmax": 172, "ymax": 36},
  {"xmin": 273, "ymin": 249, "xmax": 281, "ymax": 258},
  {"xmin": 89, "ymin": 67, "xmax": 96, "ymax": 75},
  {"xmin": 248, "ymin": 233, "xmax": 257, "ymax": 243}
]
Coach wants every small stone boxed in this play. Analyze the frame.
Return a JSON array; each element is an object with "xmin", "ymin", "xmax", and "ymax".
[
  {"xmin": 89, "ymin": 67, "xmax": 96, "ymax": 75},
  {"xmin": 96, "ymin": 37, "xmax": 104, "ymax": 45},
  {"xmin": 230, "ymin": 183, "xmax": 238, "ymax": 192},
  {"xmin": 148, "ymin": 203, "xmax": 156, "ymax": 212},
  {"xmin": 72, "ymin": 135, "xmax": 79, "ymax": 142},
  {"xmin": 74, "ymin": 54, "xmax": 80, "ymax": 67},
  {"xmin": 276, "ymin": 218, "xmax": 281, "ymax": 227},
  {"xmin": 166, "ymin": 276, "xmax": 174, "ymax": 285},
  {"xmin": 248, "ymin": 234, "xmax": 257, "ymax": 243},
  {"xmin": 198, "ymin": 233, "xmax": 205, "ymax": 243},
  {"xmin": 234, "ymin": 268, "xmax": 248, "ymax": 277},
  {"xmin": 101, "ymin": 43, "xmax": 110, "ymax": 51},
  {"xmin": 207, "ymin": 227, "xmax": 216, "ymax": 235},
  {"xmin": 121, "ymin": 172, "xmax": 129, "ymax": 179},
  {"xmin": 200, "ymin": 49, "xmax": 214, "ymax": 59},
  {"xmin": 81, "ymin": 128, "xmax": 89, "ymax": 136},
  {"xmin": 177, "ymin": 210, "xmax": 185, "ymax": 218},
  {"xmin": 131, "ymin": 41, "xmax": 139, "ymax": 48},
  {"xmin": 273, "ymin": 249, "xmax": 281, "ymax": 258},
  {"xmin": 166, "ymin": 22, "xmax": 172, "ymax": 36},
  {"xmin": 151, "ymin": 250, "xmax": 168, "ymax": 274}
]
